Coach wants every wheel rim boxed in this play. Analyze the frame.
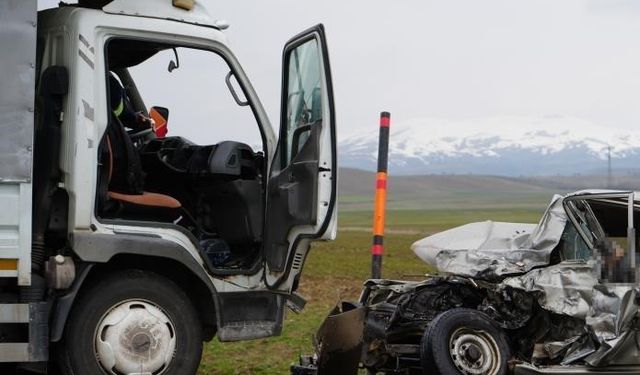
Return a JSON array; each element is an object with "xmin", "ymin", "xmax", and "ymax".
[
  {"xmin": 448, "ymin": 327, "xmax": 501, "ymax": 375},
  {"xmin": 94, "ymin": 300, "xmax": 177, "ymax": 375}
]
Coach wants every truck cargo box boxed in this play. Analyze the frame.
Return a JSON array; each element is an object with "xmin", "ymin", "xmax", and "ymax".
[{"xmin": 0, "ymin": 0, "xmax": 37, "ymax": 285}]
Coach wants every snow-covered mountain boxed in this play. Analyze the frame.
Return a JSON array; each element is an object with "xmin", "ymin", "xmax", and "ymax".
[{"xmin": 339, "ymin": 116, "xmax": 640, "ymax": 176}]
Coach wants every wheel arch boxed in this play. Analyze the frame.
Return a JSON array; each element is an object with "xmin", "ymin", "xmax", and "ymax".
[
  {"xmin": 97, "ymin": 254, "xmax": 218, "ymax": 340},
  {"xmin": 51, "ymin": 232, "xmax": 220, "ymax": 342}
]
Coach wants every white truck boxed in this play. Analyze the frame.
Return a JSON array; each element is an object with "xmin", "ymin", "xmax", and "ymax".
[{"xmin": 0, "ymin": 0, "xmax": 337, "ymax": 373}]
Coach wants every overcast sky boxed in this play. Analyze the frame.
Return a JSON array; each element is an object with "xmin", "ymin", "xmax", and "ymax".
[{"xmin": 39, "ymin": 0, "xmax": 640, "ymax": 142}]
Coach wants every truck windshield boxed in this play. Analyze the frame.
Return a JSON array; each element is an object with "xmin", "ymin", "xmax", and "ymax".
[{"xmin": 127, "ymin": 45, "xmax": 261, "ymax": 148}]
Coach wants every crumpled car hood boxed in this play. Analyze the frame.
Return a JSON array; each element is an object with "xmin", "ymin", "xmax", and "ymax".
[{"xmin": 411, "ymin": 195, "xmax": 567, "ymax": 279}]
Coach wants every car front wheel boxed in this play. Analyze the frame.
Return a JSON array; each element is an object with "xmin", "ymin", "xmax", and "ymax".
[{"xmin": 420, "ymin": 308, "xmax": 510, "ymax": 375}]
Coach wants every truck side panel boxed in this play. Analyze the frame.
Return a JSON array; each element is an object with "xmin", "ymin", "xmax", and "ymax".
[
  {"xmin": 0, "ymin": 0, "xmax": 37, "ymax": 286},
  {"xmin": 0, "ymin": 0, "xmax": 37, "ymax": 181}
]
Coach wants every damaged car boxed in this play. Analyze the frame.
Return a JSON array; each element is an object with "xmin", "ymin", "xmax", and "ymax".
[{"xmin": 293, "ymin": 190, "xmax": 640, "ymax": 375}]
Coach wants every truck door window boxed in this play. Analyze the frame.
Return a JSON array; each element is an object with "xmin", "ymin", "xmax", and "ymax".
[{"xmin": 282, "ymin": 38, "xmax": 322, "ymax": 168}]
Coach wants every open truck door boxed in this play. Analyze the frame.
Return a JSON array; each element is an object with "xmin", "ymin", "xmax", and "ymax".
[{"xmin": 264, "ymin": 24, "xmax": 337, "ymax": 288}]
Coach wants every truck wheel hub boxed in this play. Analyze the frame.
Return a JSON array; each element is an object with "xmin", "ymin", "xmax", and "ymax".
[
  {"xmin": 131, "ymin": 332, "xmax": 152, "ymax": 353},
  {"xmin": 95, "ymin": 300, "xmax": 176, "ymax": 374},
  {"xmin": 449, "ymin": 328, "xmax": 500, "ymax": 375}
]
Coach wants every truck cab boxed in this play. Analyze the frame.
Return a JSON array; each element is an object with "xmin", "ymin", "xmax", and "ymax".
[{"xmin": 0, "ymin": 0, "xmax": 337, "ymax": 373}]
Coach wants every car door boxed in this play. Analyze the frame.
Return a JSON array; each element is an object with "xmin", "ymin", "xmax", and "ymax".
[
  {"xmin": 264, "ymin": 24, "xmax": 337, "ymax": 288},
  {"xmin": 562, "ymin": 192, "xmax": 640, "ymax": 366}
]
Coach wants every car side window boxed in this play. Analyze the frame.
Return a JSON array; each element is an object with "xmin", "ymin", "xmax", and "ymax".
[{"xmin": 566, "ymin": 195, "xmax": 638, "ymax": 283}]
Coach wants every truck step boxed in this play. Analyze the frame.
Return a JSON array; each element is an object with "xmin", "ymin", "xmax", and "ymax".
[
  {"xmin": 0, "ymin": 304, "xmax": 30, "ymax": 323},
  {"xmin": 0, "ymin": 303, "xmax": 48, "ymax": 363},
  {"xmin": 0, "ymin": 343, "xmax": 30, "ymax": 362}
]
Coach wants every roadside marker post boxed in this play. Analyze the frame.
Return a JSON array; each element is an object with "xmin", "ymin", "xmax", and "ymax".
[{"xmin": 371, "ymin": 112, "xmax": 391, "ymax": 279}]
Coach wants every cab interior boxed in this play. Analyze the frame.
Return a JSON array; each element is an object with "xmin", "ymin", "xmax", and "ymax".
[
  {"xmin": 559, "ymin": 195, "xmax": 640, "ymax": 283},
  {"xmin": 97, "ymin": 39, "xmax": 265, "ymax": 273}
]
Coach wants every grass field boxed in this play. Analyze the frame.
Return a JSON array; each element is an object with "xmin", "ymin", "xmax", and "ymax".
[{"xmin": 197, "ymin": 206, "xmax": 546, "ymax": 374}]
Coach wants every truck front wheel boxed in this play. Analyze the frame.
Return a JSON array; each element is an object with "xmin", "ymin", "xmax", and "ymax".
[{"xmin": 59, "ymin": 269, "xmax": 203, "ymax": 375}]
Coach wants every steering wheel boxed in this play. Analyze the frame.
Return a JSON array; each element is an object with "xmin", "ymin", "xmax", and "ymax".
[
  {"xmin": 128, "ymin": 127, "xmax": 154, "ymax": 141},
  {"xmin": 157, "ymin": 147, "xmax": 188, "ymax": 173}
]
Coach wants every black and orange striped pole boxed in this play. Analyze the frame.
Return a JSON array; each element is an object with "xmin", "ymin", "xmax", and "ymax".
[{"xmin": 371, "ymin": 112, "xmax": 390, "ymax": 279}]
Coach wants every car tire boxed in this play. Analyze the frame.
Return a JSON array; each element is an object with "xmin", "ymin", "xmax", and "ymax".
[
  {"xmin": 58, "ymin": 269, "xmax": 203, "ymax": 375},
  {"xmin": 420, "ymin": 308, "xmax": 510, "ymax": 375}
]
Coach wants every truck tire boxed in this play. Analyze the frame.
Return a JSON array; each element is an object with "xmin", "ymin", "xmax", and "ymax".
[
  {"xmin": 58, "ymin": 269, "xmax": 203, "ymax": 375},
  {"xmin": 420, "ymin": 308, "xmax": 510, "ymax": 375}
]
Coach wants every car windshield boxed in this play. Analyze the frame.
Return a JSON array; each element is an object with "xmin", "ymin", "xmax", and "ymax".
[
  {"xmin": 565, "ymin": 199, "xmax": 603, "ymax": 246},
  {"xmin": 558, "ymin": 222, "xmax": 591, "ymax": 261}
]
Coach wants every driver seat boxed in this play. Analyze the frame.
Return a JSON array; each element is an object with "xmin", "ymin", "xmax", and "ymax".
[
  {"xmin": 105, "ymin": 136, "xmax": 181, "ymax": 209},
  {"xmin": 101, "ymin": 116, "xmax": 213, "ymax": 238},
  {"xmin": 101, "ymin": 73, "xmax": 181, "ymax": 215},
  {"xmin": 107, "ymin": 191, "xmax": 180, "ymax": 208},
  {"xmin": 102, "ymin": 116, "xmax": 182, "ymax": 215}
]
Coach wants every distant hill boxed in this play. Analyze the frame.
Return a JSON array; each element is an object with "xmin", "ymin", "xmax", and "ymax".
[
  {"xmin": 338, "ymin": 168, "xmax": 640, "ymax": 211},
  {"xmin": 340, "ymin": 115, "xmax": 640, "ymax": 176}
]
